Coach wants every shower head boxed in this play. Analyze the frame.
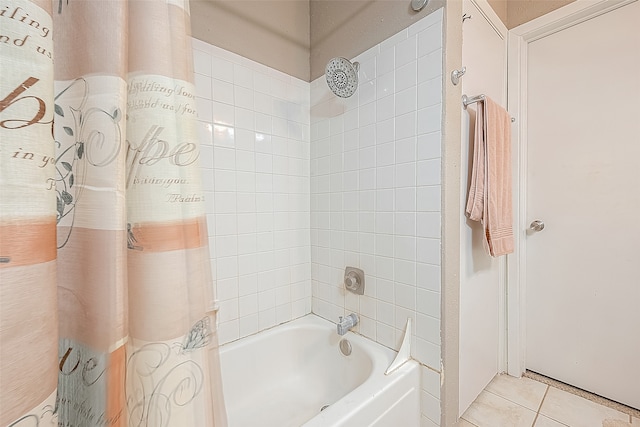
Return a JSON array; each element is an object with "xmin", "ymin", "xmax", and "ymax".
[{"xmin": 325, "ymin": 57, "xmax": 359, "ymax": 98}]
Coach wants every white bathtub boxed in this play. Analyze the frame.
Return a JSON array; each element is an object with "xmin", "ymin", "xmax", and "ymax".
[{"xmin": 219, "ymin": 314, "xmax": 420, "ymax": 427}]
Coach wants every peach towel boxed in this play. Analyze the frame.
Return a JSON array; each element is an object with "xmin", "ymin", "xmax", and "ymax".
[{"xmin": 466, "ymin": 96, "xmax": 514, "ymax": 256}]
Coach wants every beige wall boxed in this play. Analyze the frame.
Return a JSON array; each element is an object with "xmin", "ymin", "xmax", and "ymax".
[
  {"xmin": 486, "ymin": 0, "xmax": 577, "ymax": 29},
  {"xmin": 309, "ymin": 0, "xmax": 445, "ymax": 80},
  {"xmin": 189, "ymin": 0, "xmax": 310, "ymax": 81}
]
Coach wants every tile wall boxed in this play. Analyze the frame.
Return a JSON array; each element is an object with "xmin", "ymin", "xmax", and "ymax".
[
  {"xmin": 192, "ymin": 7, "xmax": 444, "ymax": 425},
  {"xmin": 192, "ymin": 39, "xmax": 312, "ymax": 345},
  {"xmin": 309, "ymin": 9, "xmax": 444, "ymax": 427}
]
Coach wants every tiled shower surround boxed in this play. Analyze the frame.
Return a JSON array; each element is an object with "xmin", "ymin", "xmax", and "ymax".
[
  {"xmin": 192, "ymin": 39, "xmax": 313, "ymax": 345},
  {"xmin": 192, "ymin": 8, "xmax": 443, "ymax": 426},
  {"xmin": 310, "ymin": 10, "xmax": 443, "ymax": 426}
]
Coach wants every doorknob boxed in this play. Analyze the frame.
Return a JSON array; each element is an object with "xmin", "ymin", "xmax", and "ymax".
[{"xmin": 529, "ymin": 220, "xmax": 545, "ymax": 232}]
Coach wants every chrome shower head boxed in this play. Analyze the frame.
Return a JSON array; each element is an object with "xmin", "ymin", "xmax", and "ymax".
[{"xmin": 325, "ymin": 57, "xmax": 359, "ymax": 98}]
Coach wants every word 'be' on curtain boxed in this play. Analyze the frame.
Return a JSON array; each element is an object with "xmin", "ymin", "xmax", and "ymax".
[{"xmin": 0, "ymin": 1, "xmax": 227, "ymax": 426}]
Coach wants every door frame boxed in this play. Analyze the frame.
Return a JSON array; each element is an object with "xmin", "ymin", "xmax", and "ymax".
[{"xmin": 505, "ymin": 0, "xmax": 638, "ymax": 377}]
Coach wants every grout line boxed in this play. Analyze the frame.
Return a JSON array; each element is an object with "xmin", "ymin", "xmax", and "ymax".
[{"xmin": 530, "ymin": 385, "xmax": 550, "ymax": 427}]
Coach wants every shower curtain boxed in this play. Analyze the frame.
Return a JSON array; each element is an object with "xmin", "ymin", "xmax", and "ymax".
[{"xmin": 0, "ymin": 0, "xmax": 227, "ymax": 426}]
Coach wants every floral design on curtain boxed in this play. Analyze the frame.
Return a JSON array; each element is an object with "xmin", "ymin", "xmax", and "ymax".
[{"xmin": 0, "ymin": 1, "xmax": 227, "ymax": 426}]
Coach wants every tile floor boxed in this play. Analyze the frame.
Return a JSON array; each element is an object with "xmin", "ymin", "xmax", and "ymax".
[{"xmin": 460, "ymin": 374, "xmax": 640, "ymax": 427}]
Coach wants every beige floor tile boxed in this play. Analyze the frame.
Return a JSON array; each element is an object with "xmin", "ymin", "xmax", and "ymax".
[
  {"xmin": 459, "ymin": 418, "xmax": 479, "ymax": 427},
  {"xmin": 534, "ymin": 415, "xmax": 569, "ymax": 427},
  {"xmin": 539, "ymin": 387, "xmax": 629, "ymax": 427},
  {"xmin": 602, "ymin": 420, "xmax": 633, "ymax": 427},
  {"xmin": 485, "ymin": 374, "xmax": 548, "ymax": 411},
  {"xmin": 461, "ymin": 390, "xmax": 536, "ymax": 427}
]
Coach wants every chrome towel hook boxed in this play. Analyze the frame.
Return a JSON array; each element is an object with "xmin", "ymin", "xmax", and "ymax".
[{"xmin": 451, "ymin": 66, "xmax": 466, "ymax": 85}]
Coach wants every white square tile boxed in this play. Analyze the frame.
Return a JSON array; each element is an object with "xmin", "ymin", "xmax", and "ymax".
[
  {"xmin": 396, "ymin": 136, "xmax": 417, "ymax": 164},
  {"xmin": 376, "ymin": 256, "xmax": 394, "ymax": 280},
  {"xmin": 414, "ymin": 337, "xmax": 439, "ymax": 369},
  {"xmin": 358, "ymin": 55, "xmax": 376, "ymax": 83},
  {"xmin": 213, "ymin": 101, "xmax": 234, "ymax": 126},
  {"xmin": 215, "ymin": 169, "xmax": 236, "ymax": 192},
  {"xmin": 417, "ymin": 212, "xmax": 441, "ymax": 238},
  {"xmin": 212, "ymin": 78, "xmax": 234, "ymax": 104},
  {"xmin": 193, "ymin": 49, "xmax": 211, "ymax": 76},
  {"xmin": 376, "ymin": 165, "xmax": 395, "ymax": 189},
  {"xmin": 417, "ymin": 237, "xmax": 440, "ymax": 265},
  {"xmin": 235, "ymin": 107, "xmax": 254, "ymax": 131},
  {"xmin": 233, "ymin": 64, "xmax": 253, "ymax": 89},
  {"xmin": 421, "ymin": 389, "xmax": 440, "ymax": 425},
  {"xmin": 396, "ymin": 61, "xmax": 417, "ymax": 92},
  {"xmin": 417, "ymin": 288, "xmax": 439, "ymax": 317},
  {"xmin": 417, "ymin": 132, "xmax": 441, "ymax": 160},
  {"xmin": 359, "ymin": 168, "xmax": 376, "ymax": 191},
  {"xmin": 397, "ymin": 87, "xmax": 417, "ymax": 117},
  {"xmin": 376, "ymin": 141, "xmax": 395, "ymax": 167},
  {"xmin": 239, "ymin": 314, "xmax": 258, "ymax": 337},
  {"xmin": 396, "ymin": 35, "xmax": 417, "ymax": 68},
  {"xmin": 418, "ymin": 22, "xmax": 442, "ymax": 58},
  {"xmin": 376, "ymin": 212, "xmax": 394, "ymax": 234},
  {"xmin": 418, "ymin": 77, "xmax": 442, "ymax": 109},
  {"xmin": 255, "ymin": 112, "xmax": 272, "ymax": 134},
  {"xmin": 421, "ymin": 366, "xmax": 440, "ymax": 399},
  {"xmin": 360, "ymin": 101, "xmax": 376, "ymax": 127},
  {"xmin": 395, "ymin": 162, "xmax": 416, "ymax": 188},
  {"xmin": 376, "ymin": 95, "xmax": 395, "ymax": 122},
  {"xmin": 418, "ymin": 104, "xmax": 442, "ymax": 135},
  {"xmin": 359, "ymin": 124, "xmax": 376, "ymax": 148},
  {"xmin": 212, "ymin": 56, "xmax": 234, "ymax": 82},
  {"xmin": 217, "ymin": 256, "xmax": 238, "ymax": 280},
  {"xmin": 217, "ymin": 277, "xmax": 239, "ymax": 301},
  {"xmin": 417, "ymin": 186, "xmax": 441, "ymax": 212},
  {"xmin": 196, "ymin": 98, "xmax": 213, "ymax": 122},
  {"xmin": 239, "ymin": 294, "xmax": 258, "ymax": 316},
  {"xmin": 214, "ymin": 147, "xmax": 236, "ymax": 170},
  {"xmin": 344, "ymin": 109, "xmax": 359, "ymax": 132},
  {"xmin": 395, "ymin": 234, "xmax": 417, "ymax": 260},
  {"xmin": 376, "ymin": 118, "xmax": 395, "ymax": 145},
  {"xmin": 395, "ymin": 212, "xmax": 416, "ymax": 236},
  {"xmin": 377, "ymin": 46, "xmax": 395, "ymax": 76},
  {"xmin": 417, "ymin": 159, "xmax": 441, "ymax": 186},
  {"xmin": 417, "ymin": 49, "xmax": 442, "ymax": 83},
  {"xmin": 417, "ymin": 263, "xmax": 440, "ymax": 292},
  {"xmin": 395, "ymin": 111, "xmax": 416, "ymax": 140},
  {"xmin": 196, "ymin": 121, "xmax": 213, "ymax": 147},
  {"xmin": 253, "ymin": 71, "xmax": 271, "ymax": 94},
  {"xmin": 395, "ymin": 281, "xmax": 416, "ymax": 309},
  {"xmin": 215, "ymin": 214, "xmax": 237, "ymax": 236},
  {"xmin": 394, "ymin": 258, "xmax": 416, "ymax": 285},
  {"xmin": 359, "ymin": 80, "xmax": 376, "ymax": 106},
  {"xmin": 395, "ymin": 187, "xmax": 416, "ymax": 212},
  {"xmin": 376, "ymin": 71, "xmax": 394, "ymax": 100},
  {"xmin": 194, "ymin": 73, "xmax": 212, "ymax": 100},
  {"xmin": 376, "ymin": 234, "xmax": 394, "ymax": 258}
]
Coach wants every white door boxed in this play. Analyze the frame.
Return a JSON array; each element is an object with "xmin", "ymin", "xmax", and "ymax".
[
  {"xmin": 459, "ymin": 0, "xmax": 507, "ymax": 415},
  {"xmin": 525, "ymin": 0, "xmax": 640, "ymax": 409}
]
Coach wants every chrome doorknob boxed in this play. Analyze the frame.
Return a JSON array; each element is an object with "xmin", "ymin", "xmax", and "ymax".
[{"xmin": 529, "ymin": 220, "xmax": 545, "ymax": 232}]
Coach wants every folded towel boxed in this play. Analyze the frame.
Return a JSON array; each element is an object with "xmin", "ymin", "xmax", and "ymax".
[{"xmin": 465, "ymin": 96, "xmax": 514, "ymax": 257}]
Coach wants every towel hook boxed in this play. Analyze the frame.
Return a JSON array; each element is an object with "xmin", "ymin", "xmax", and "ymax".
[{"xmin": 451, "ymin": 67, "xmax": 466, "ymax": 85}]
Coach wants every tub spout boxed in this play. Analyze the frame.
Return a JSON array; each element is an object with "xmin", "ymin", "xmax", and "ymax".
[{"xmin": 337, "ymin": 313, "xmax": 359, "ymax": 336}]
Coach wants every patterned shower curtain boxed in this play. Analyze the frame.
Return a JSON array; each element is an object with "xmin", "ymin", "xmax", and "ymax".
[{"xmin": 0, "ymin": 0, "xmax": 227, "ymax": 426}]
